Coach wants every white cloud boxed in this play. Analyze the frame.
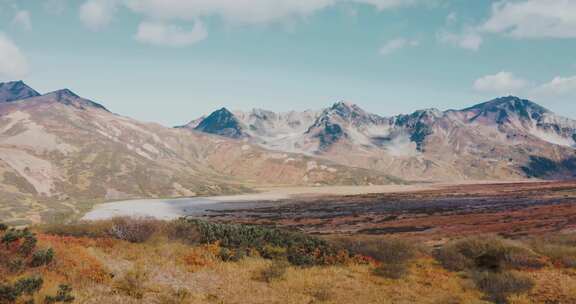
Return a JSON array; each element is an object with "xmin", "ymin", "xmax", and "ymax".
[
  {"xmin": 124, "ymin": 0, "xmax": 335, "ymax": 25},
  {"xmin": 438, "ymin": 29, "xmax": 482, "ymax": 51},
  {"xmin": 0, "ymin": 33, "xmax": 29, "ymax": 80},
  {"xmin": 352, "ymin": 0, "xmax": 416, "ymax": 10},
  {"xmin": 135, "ymin": 21, "xmax": 208, "ymax": 47},
  {"xmin": 11, "ymin": 10, "xmax": 32, "ymax": 31},
  {"xmin": 482, "ymin": 0, "xmax": 576, "ymax": 39},
  {"xmin": 473, "ymin": 72, "xmax": 528, "ymax": 94},
  {"xmin": 121, "ymin": 0, "xmax": 419, "ymax": 24},
  {"xmin": 531, "ymin": 76, "xmax": 576, "ymax": 98},
  {"xmin": 79, "ymin": 0, "xmax": 117, "ymax": 31},
  {"xmin": 379, "ymin": 38, "xmax": 418, "ymax": 56}
]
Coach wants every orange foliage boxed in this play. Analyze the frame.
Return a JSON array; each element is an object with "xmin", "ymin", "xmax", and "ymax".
[
  {"xmin": 39, "ymin": 234, "xmax": 112, "ymax": 285},
  {"xmin": 181, "ymin": 242, "xmax": 221, "ymax": 271}
]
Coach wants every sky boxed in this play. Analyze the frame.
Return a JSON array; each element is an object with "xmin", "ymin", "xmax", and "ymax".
[{"xmin": 0, "ymin": 0, "xmax": 576, "ymax": 126}]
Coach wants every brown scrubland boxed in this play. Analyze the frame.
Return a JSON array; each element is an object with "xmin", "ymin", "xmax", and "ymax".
[{"xmin": 2, "ymin": 217, "xmax": 576, "ymax": 304}]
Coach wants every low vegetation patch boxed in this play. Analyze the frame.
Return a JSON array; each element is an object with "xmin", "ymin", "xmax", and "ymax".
[
  {"xmin": 435, "ymin": 236, "xmax": 544, "ymax": 272},
  {"xmin": 435, "ymin": 236, "xmax": 541, "ymax": 303},
  {"xmin": 0, "ymin": 223, "xmax": 74, "ymax": 303},
  {"xmin": 470, "ymin": 271, "xmax": 534, "ymax": 304},
  {"xmin": 337, "ymin": 238, "xmax": 418, "ymax": 279}
]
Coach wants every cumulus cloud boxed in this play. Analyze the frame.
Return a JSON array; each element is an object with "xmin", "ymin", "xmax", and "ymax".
[
  {"xmin": 82, "ymin": 0, "xmax": 418, "ymax": 27},
  {"xmin": 135, "ymin": 21, "xmax": 208, "ymax": 47},
  {"xmin": 531, "ymin": 76, "xmax": 576, "ymax": 98},
  {"xmin": 124, "ymin": 0, "xmax": 335, "ymax": 25},
  {"xmin": 352, "ymin": 0, "xmax": 417, "ymax": 10},
  {"xmin": 11, "ymin": 10, "xmax": 32, "ymax": 31},
  {"xmin": 79, "ymin": 0, "xmax": 117, "ymax": 31},
  {"xmin": 0, "ymin": 33, "xmax": 29, "ymax": 80},
  {"xmin": 77, "ymin": 0, "xmax": 426, "ymax": 47},
  {"xmin": 473, "ymin": 72, "xmax": 528, "ymax": 94},
  {"xmin": 379, "ymin": 38, "xmax": 418, "ymax": 56},
  {"xmin": 482, "ymin": 0, "xmax": 576, "ymax": 39},
  {"xmin": 438, "ymin": 29, "xmax": 482, "ymax": 51}
]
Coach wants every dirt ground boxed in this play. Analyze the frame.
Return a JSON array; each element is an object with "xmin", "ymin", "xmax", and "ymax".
[{"xmin": 203, "ymin": 180, "xmax": 576, "ymax": 242}]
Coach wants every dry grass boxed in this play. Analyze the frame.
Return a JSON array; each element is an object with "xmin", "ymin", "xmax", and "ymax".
[{"xmin": 3, "ymin": 221, "xmax": 576, "ymax": 303}]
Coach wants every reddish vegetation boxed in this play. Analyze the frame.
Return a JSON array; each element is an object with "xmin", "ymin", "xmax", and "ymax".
[{"xmin": 205, "ymin": 180, "xmax": 576, "ymax": 240}]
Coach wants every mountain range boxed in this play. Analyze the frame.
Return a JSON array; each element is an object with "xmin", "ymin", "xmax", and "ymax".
[
  {"xmin": 1, "ymin": 80, "xmax": 575, "ymax": 224},
  {"xmin": 183, "ymin": 97, "xmax": 576, "ymax": 181},
  {"xmin": 0, "ymin": 81, "xmax": 396, "ymax": 224}
]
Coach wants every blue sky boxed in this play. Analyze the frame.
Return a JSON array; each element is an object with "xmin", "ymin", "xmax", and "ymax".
[{"xmin": 0, "ymin": 0, "xmax": 576, "ymax": 125}]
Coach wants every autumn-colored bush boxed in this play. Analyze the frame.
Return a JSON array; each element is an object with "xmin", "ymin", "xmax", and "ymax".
[
  {"xmin": 0, "ymin": 224, "xmax": 75, "ymax": 303},
  {"xmin": 435, "ymin": 236, "xmax": 544, "ymax": 272},
  {"xmin": 113, "ymin": 264, "xmax": 149, "ymax": 299},
  {"xmin": 336, "ymin": 238, "xmax": 417, "ymax": 279},
  {"xmin": 41, "ymin": 217, "xmax": 163, "ymax": 243},
  {"xmin": 471, "ymin": 271, "xmax": 534, "ymax": 304},
  {"xmin": 256, "ymin": 260, "xmax": 290, "ymax": 283},
  {"xmin": 529, "ymin": 233, "xmax": 576, "ymax": 268}
]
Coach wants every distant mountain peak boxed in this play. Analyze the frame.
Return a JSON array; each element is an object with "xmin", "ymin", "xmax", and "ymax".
[
  {"xmin": 40, "ymin": 89, "xmax": 109, "ymax": 112},
  {"xmin": 467, "ymin": 96, "xmax": 549, "ymax": 114},
  {"xmin": 0, "ymin": 80, "xmax": 41, "ymax": 102},
  {"xmin": 44, "ymin": 89, "xmax": 81, "ymax": 101},
  {"xmin": 194, "ymin": 107, "xmax": 247, "ymax": 139}
]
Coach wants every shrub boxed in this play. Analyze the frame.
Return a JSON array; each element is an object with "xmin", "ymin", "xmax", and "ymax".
[
  {"xmin": 179, "ymin": 219, "xmax": 343, "ymax": 266},
  {"xmin": 0, "ymin": 223, "xmax": 7, "ymax": 232},
  {"xmin": 40, "ymin": 221, "xmax": 110, "ymax": 238},
  {"xmin": 259, "ymin": 245, "xmax": 287, "ymax": 260},
  {"xmin": 17, "ymin": 233, "xmax": 37, "ymax": 257},
  {"xmin": 257, "ymin": 261, "xmax": 290, "ymax": 283},
  {"xmin": 471, "ymin": 271, "xmax": 534, "ymax": 304},
  {"xmin": 529, "ymin": 234, "xmax": 576, "ymax": 268},
  {"xmin": 373, "ymin": 263, "xmax": 410, "ymax": 280},
  {"xmin": 164, "ymin": 219, "xmax": 202, "ymax": 245},
  {"xmin": 435, "ymin": 237, "xmax": 543, "ymax": 272},
  {"xmin": 0, "ymin": 276, "xmax": 44, "ymax": 303},
  {"xmin": 42, "ymin": 217, "xmax": 162, "ymax": 243},
  {"xmin": 30, "ymin": 248, "xmax": 54, "ymax": 267},
  {"xmin": 113, "ymin": 264, "xmax": 149, "ymax": 299},
  {"xmin": 44, "ymin": 284, "xmax": 75, "ymax": 303},
  {"xmin": 338, "ymin": 238, "xmax": 417, "ymax": 279},
  {"xmin": 14, "ymin": 276, "xmax": 43, "ymax": 296},
  {"xmin": 108, "ymin": 217, "xmax": 160, "ymax": 243},
  {"xmin": 218, "ymin": 247, "xmax": 245, "ymax": 262}
]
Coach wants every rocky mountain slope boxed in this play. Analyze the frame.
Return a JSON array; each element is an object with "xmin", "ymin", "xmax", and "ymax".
[
  {"xmin": 0, "ymin": 82, "xmax": 399, "ymax": 225},
  {"xmin": 187, "ymin": 97, "xmax": 576, "ymax": 181}
]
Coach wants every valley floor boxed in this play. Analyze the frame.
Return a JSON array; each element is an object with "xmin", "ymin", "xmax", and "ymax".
[{"xmin": 205, "ymin": 180, "xmax": 576, "ymax": 240}]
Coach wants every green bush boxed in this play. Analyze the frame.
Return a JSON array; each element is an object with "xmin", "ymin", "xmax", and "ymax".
[
  {"xmin": 0, "ymin": 276, "xmax": 44, "ymax": 303},
  {"xmin": 218, "ymin": 247, "xmax": 246, "ymax": 262},
  {"xmin": 45, "ymin": 284, "xmax": 75, "ymax": 303},
  {"xmin": 471, "ymin": 271, "xmax": 534, "ymax": 304},
  {"xmin": 178, "ymin": 219, "xmax": 342, "ymax": 266},
  {"xmin": 30, "ymin": 248, "xmax": 54, "ymax": 267}
]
